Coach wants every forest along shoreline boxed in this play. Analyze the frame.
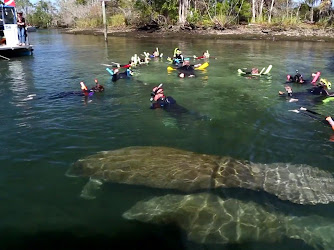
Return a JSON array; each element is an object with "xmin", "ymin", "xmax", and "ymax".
[{"xmin": 63, "ymin": 24, "xmax": 334, "ymax": 42}]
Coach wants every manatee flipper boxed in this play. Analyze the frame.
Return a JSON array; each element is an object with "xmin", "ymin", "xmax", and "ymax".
[{"xmin": 80, "ymin": 178, "xmax": 103, "ymax": 199}]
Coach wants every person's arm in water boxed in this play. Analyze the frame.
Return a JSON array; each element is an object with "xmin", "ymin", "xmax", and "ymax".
[{"xmin": 324, "ymin": 89, "xmax": 334, "ymax": 97}]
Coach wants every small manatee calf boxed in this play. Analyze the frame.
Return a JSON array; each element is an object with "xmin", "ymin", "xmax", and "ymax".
[
  {"xmin": 123, "ymin": 192, "xmax": 334, "ymax": 249},
  {"xmin": 67, "ymin": 146, "xmax": 334, "ymax": 205}
]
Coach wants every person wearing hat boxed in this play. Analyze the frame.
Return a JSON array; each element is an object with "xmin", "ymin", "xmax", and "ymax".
[{"xmin": 17, "ymin": 11, "xmax": 26, "ymax": 46}]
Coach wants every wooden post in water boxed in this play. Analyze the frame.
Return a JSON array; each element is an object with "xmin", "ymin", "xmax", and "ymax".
[{"xmin": 101, "ymin": 0, "xmax": 107, "ymax": 42}]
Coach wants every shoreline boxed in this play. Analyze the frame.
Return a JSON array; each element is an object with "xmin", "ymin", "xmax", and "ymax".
[{"xmin": 62, "ymin": 25, "xmax": 334, "ymax": 42}]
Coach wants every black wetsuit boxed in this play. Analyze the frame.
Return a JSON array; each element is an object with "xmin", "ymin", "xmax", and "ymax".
[
  {"xmin": 173, "ymin": 54, "xmax": 184, "ymax": 65},
  {"xmin": 287, "ymin": 73, "xmax": 304, "ymax": 83},
  {"xmin": 112, "ymin": 70, "xmax": 131, "ymax": 82},
  {"xmin": 177, "ymin": 65, "xmax": 196, "ymax": 77},
  {"xmin": 308, "ymin": 85, "xmax": 334, "ymax": 96},
  {"xmin": 91, "ymin": 85, "xmax": 104, "ymax": 92},
  {"xmin": 150, "ymin": 96, "xmax": 209, "ymax": 122}
]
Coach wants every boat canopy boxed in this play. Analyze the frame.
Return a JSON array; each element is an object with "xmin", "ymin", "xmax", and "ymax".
[{"xmin": 1, "ymin": 5, "xmax": 16, "ymax": 26}]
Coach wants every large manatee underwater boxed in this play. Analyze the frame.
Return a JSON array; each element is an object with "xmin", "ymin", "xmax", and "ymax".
[
  {"xmin": 123, "ymin": 193, "xmax": 334, "ymax": 249},
  {"xmin": 67, "ymin": 146, "xmax": 334, "ymax": 205}
]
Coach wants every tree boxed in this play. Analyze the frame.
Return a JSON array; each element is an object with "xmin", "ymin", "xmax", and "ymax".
[
  {"xmin": 28, "ymin": 0, "xmax": 54, "ymax": 27},
  {"xmin": 178, "ymin": 0, "xmax": 189, "ymax": 25},
  {"xmin": 305, "ymin": 0, "xmax": 319, "ymax": 22}
]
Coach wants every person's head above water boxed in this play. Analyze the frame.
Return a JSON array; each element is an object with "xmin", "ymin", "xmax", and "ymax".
[
  {"xmin": 182, "ymin": 59, "xmax": 190, "ymax": 66},
  {"xmin": 151, "ymin": 84, "xmax": 165, "ymax": 102},
  {"xmin": 251, "ymin": 68, "xmax": 259, "ymax": 74},
  {"xmin": 320, "ymin": 78, "xmax": 332, "ymax": 90}
]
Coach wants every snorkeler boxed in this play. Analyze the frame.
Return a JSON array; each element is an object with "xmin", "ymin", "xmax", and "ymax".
[
  {"xmin": 151, "ymin": 48, "xmax": 162, "ymax": 58},
  {"xmin": 193, "ymin": 50, "xmax": 210, "ymax": 60},
  {"xmin": 150, "ymin": 84, "xmax": 172, "ymax": 109},
  {"xmin": 106, "ymin": 67, "xmax": 134, "ymax": 82},
  {"xmin": 90, "ymin": 79, "xmax": 104, "ymax": 92},
  {"xmin": 287, "ymin": 70, "xmax": 304, "ymax": 84},
  {"xmin": 309, "ymin": 78, "xmax": 334, "ymax": 96},
  {"xmin": 150, "ymin": 84, "xmax": 181, "ymax": 110},
  {"xmin": 80, "ymin": 81, "xmax": 94, "ymax": 96},
  {"xmin": 173, "ymin": 48, "xmax": 184, "ymax": 64},
  {"xmin": 150, "ymin": 84, "xmax": 210, "ymax": 122},
  {"xmin": 176, "ymin": 59, "xmax": 203, "ymax": 77},
  {"xmin": 279, "ymin": 79, "xmax": 334, "ymax": 104}
]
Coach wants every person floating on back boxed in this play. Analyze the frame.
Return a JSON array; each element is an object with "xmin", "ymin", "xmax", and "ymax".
[{"xmin": 106, "ymin": 67, "xmax": 134, "ymax": 82}]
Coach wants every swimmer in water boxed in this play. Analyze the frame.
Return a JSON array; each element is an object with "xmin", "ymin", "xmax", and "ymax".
[
  {"xmin": 80, "ymin": 81, "xmax": 94, "ymax": 96},
  {"xmin": 309, "ymin": 78, "xmax": 334, "ymax": 96},
  {"xmin": 90, "ymin": 79, "xmax": 104, "ymax": 92},
  {"xmin": 106, "ymin": 67, "xmax": 134, "ymax": 82},
  {"xmin": 193, "ymin": 50, "xmax": 210, "ymax": 59},
  {"xmin": 287, "ymin": 70, "xmax": 304, "ymax": 84}
]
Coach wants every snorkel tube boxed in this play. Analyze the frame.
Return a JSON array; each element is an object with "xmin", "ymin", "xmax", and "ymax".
[
  {"xmin": 311, "ymin": 72, "xmax": 321, "ymax": 85},
  {"xmin": 150, "ymin": 83, "xmax": 163, "ymax": 102},
  {"xmin": 80, "ymin": 81, "xmax": 88, "ymax": 91},
  {"xmin": 80, "ymin": 81, "xmax": 94, "ymax": 96},
  {"xmin": 326, "ymin": 117, "xmax": 334, "ymax": 131},
  {"xmin": 173, "ymin": 48, "xmax": 179, "ymax": 57},
  {"xmin": 320, "ymin": 78, "xmax": 332, "ymax": 90},
  {"xmin": 126, "ymin": 68, "xmax": 133, "ymax": 77},
  {"xmin": 106, "ymin": 68, "xmax": 114, "ymax": 76}
]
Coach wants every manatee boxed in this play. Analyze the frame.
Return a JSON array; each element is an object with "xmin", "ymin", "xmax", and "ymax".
[
  {"xmin": 123, "ymin": 193, "xmax": 334, "ymax": 249},
  {"xmin": 67, "ymin": 146, "xmax": 334, "ymax": 204}
]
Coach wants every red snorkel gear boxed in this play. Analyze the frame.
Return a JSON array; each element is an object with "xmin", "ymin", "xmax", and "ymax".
[{"xmin": 150, "ymin": 84, "xmax": 165, "ymax": 102}]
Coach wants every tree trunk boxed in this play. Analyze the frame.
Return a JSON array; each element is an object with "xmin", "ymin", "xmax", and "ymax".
[
  {"xmin": 178, "ymin": 0, "xmax": 189, "ymax": 25},
  {"xmin": 268, "ymin": 0, "xmax": 274, "ymax": 22},
  {"xmin": 259, "ymin": 0, "xmax": 264, "ymax": 20},
  {"xmin": 311, "ymin": 6, "xmax": 314, "ymax": 22},
  {"xmin": 252, "ymin": 0, "xmax": 256, "ymax": 22}
]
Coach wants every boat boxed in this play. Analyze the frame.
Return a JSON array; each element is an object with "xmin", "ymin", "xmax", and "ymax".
[
  {"xmin": 26, "ymin": 25, "xmax": 37, "ymax": 32},
  {"xmin": 0, "ymin": 2, "xmax": 34, "ymax": 58}
]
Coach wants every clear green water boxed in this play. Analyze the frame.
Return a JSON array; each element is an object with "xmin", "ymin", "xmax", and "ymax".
[{"xmin": 1, "ymin": 30, "xmax": 334, "ymax": 249}]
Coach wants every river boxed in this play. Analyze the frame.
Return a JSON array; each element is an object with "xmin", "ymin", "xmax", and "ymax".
[{"xmin": 1, "ymin": 29, "xmax": 334, "ymax": 249}]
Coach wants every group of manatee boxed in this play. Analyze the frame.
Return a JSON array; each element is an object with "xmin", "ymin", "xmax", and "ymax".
[{"xmin": 67, "ymin": 146, "xmax": 334, "ymax": 249}]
